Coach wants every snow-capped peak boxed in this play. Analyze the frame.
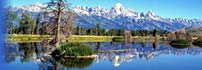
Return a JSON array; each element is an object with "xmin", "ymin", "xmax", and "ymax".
[
  {"xmin": 95, "ymin": 5, "xmax": 102, "ymax": 10},
  {"xmin": 8, "ymin": 2, "xmax": 202, "ymax": 31},
  {"xmin": 114, "ymin": 3, "xmax": 123, "ymax": 10},
  {"xmin": 18, "ymin": 2, "xmax": 46, "ymax": 12},
  {"xmin": 32, "ymin": 2, "xmax": 44, "ymax": 7},
  {"xmin": 143, "ymin": 10, "xmax": 162, "ymax": 21},
  {"xmin": 122, "ymin": 8, "xmax": 137, "ymax": 17},
  {"xmin": 147, "ymin": 10, "xmax": 156, "ymax": 17},
  {"xmin": 110, "ymin": 3, "xmax": 124, "ymax": 15}
]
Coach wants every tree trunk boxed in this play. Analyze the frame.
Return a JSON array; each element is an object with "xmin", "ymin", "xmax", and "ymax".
[{"xmin": 55, "ymin": 0, "xmax": 62, "ymax": 47}]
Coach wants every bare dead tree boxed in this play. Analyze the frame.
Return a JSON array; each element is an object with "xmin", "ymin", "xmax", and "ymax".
[
  {"xmin": 43, "ymin": 0, "xmax": 74, "ymax": 47},
  {"xmin": 61, "ymin": 10, "xmax": 75, "ymax": 40}
]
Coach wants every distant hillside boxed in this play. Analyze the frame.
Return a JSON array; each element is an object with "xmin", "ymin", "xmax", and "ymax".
[{"xmin": 185, "ymin": 26, "xmax": 202, "ymax": 37}]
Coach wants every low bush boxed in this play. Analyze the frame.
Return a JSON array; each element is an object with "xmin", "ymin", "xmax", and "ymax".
[
  {"xmin": 112, "ymin": 37, "xmax": 124, "ymax": 42},
  {"xmin": 56, "ymin": 58, "xmax": 94, "ymax": 68},
  {"xmin": 193, "ymin": 38, "xmax": 202, "ymax": 47},
  {"xmin": 169, "ymin": 39, "xmax": 191, "ymax": 44},
  {"xmin": 52, "ymin": 42, "xmax": 95, "ymax": 56},
  {"xmin": 169, "ymin": 39, "xmax": 191, "ymax": 49}
]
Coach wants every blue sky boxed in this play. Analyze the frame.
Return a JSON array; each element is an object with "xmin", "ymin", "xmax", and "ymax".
[{"xmin": 8, "ymin": 0, "xmax": 202, "ymax": 19}]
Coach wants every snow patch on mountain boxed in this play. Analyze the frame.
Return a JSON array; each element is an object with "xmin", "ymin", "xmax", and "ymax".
[{"xmin": 8, "ymin": 2, "xmax": 202, "ymax": 31}]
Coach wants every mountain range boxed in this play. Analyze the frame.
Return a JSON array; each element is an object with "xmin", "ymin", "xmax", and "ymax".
[{"xmin": 8, "ymin": 2, "xmax": 202, "ymax": 31}]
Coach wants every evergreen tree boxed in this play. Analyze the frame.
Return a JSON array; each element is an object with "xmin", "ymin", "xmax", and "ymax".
[
  {"xmin": 6, "ymin": 11, "xmax": 17, "ymax": 34},
  {"xmin": 153, "ymin": 29, "xmax": 157, "ymax": 37},
  {"xmin": 76, "ymin": 26, "xmax": 80, "ymax": 35},
  {"xmin": 111, "ymin": 29, "xmax": 116, "ymax": 36},
  {"xmin": 19, "ymin": 13, "xmax": 36, "ymax": 34},
  {"xmin": 87, "ymin": 28, "xmax": 92, "ymax": 35},
  {"xmin": 34, "ymin": 14, "xmax": 41, "ymax": 34},
  {"xmin": 96, "ymin": 23, "xmax": 100, "ymax": 35}
]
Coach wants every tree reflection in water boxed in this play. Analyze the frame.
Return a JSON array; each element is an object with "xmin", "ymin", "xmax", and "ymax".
[
  {"xmin": 18, "ymin": 43, "xmax": 35, "ymax": 62},
  {"xmin": 56, "ymin": 58, "xmax": 94, "ymax": 68},
  {"xmin": 170, "ymin": 44, "xmax": 191, "ymax": 49},
  {"xmin": 152, "ymin": 40, "xmax": 158, "ymax": 50},
  {"xmin": 4, "ymin": 42, "xmax": 202, "ymax": 69},
  {"xmin": 4, "ymin": 42, "xmax": 95, "ymax": 70},
  {"xmin": 4, "ymin": 43, "xmax": 18, "ymax": 63},
  {"xmin": 94, "ymin": 42, "xmax": 202, "ymax": 66}
]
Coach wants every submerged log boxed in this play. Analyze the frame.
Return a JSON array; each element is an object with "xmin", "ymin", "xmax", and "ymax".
[{"xmin": 54, "ymin": 54, "xmax": 97, "ymax": 58}]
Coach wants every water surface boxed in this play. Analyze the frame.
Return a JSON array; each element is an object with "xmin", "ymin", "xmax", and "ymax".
[{"xmin": 2, "ymin": 42, "xmax": 202, "ymax": 70}]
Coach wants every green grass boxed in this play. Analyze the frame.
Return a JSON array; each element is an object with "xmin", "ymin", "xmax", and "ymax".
[
  {"xmin": 6, "ymin": 34, "xmax": 152, "ymax": 43},
  {"xmin": 69, "ymin": 35, "xmax": 116, "ymax": 42},
  {"xmin": 8, "ymin": 34, "xmax": 198, "ymax": 43},
  {"xmin": 112, "ymin": 36, "xmax": 124, "ymax": 42},
  {"xmin": 7, "ymin": 34, "xmax": 119, "ymax": 42},
  {"xmin": 52, "ymin": 42, "xmax": 95, "ymax": 56}
]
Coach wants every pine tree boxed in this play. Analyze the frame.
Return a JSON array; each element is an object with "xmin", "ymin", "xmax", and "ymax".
[
  {"xmin": 19, "ymin": 13, "xmax": 36, "ymax": 34},
  {"xmin": 96, "ymin": 23, "xmax": 100, "ymax": 35},
  {"xmin": 34, "ymin": 14, "xmax": 41, "ymax": 34},
  {"xmin": 153, "ymin": 29, "xmax": 157, "ymax": 37},
  {"xmin": 6, "ymin": 11, "xmax": 17, "ymax": 34}
]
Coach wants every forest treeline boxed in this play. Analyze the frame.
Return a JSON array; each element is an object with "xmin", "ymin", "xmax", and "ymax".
[{"xmin": 6, "ymin": 11, "xmax": 168, "ymax": 36}]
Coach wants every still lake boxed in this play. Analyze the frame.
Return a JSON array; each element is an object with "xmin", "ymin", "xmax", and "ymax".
[{"xmin": 2, "ymin": 42, "xmax": 202, "ymax": 70}]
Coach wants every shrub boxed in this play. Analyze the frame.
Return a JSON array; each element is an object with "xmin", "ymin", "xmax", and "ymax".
[
  {"xmin": 56, "ymin": 58, "xmax": 94, "ymax": 68},
  {"xmin": 52, "ymin": 42, "xmax": 95, "ymax": 56},
  {"xmin": 112, "ymin": 37, "xmax": 124, "ymax": 42},
  {"xmin": 193, "ymin": 38, "xmax": 202, "ymax": 47},
  {"xmin": 170, "ymin": 39, "xmax": 191, "ymax": 44},
  {"xmin": 169, "ymin": 39, "xmax": 191, "ymax": 49}
]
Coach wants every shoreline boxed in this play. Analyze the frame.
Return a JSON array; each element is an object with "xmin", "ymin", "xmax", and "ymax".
[{"xmin": 6, "ymin": 34, "xmax": 199, "ymax": 43}]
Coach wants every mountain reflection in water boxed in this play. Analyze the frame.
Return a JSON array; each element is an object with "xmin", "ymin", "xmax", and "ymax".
[
  {"xmin": 3, "ymin": 42, "xmax": 202, "ymax": 69},
  {"xmin": 94, "ymin": 42, "xmax": 202, "ymax": 66}
]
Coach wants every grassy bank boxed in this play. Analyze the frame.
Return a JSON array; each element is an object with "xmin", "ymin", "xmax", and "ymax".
[
  {"xmin": 7, "ymin": 34, "xmax": 198, "ymax": 43},
  {"xmin": 7, "ymin": 34, "xmax": 118, "ymax": 42}
]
